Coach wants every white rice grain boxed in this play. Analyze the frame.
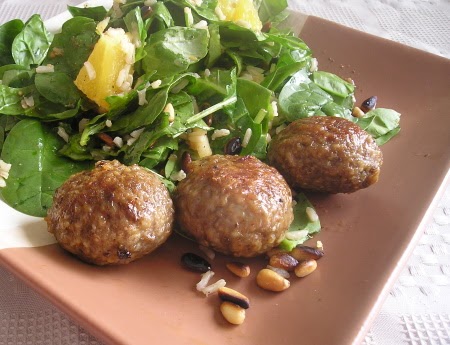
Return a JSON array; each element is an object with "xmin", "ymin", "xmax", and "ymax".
[
  {"xmin": 285, "ymin": 229, "xmax": 309, "ymax": 241},
  {"xmin": 150, "ymin": 79, "xmax": 162, "ymax": 89},
  {"xmin": 201, "ymin": 279, "xmax": 226, "ymax": 296},
  {"xmin": 21, "ymin": 96, "xmax": 34, "ymax": 109},
  {"xmin": 126, "ymin": 128, "xmax": 145, "ymax": 145},
  {"xmin": 113, "ymin": 136, "xmax": 124, "ymax": 148},
  {"xmin": 164, "ymin": 103, "xmax": 175, "ymax": 122},
  {"xmin": 36, "ymin": 64, "xmax": 54, "ymax": 73},
  {"xmin": 309, "ymin": 58, "xmax": 318, "ymax": 72},
  {"xmin": 317, "ymin": 240, "xmax": 324, "ymax": 250},
  {"xmin": 170, "ymin": 169, "xmax": 187, "ymax": 182},
  {"xmin": 211, "ymin": 129, "xmax": 230, "ymax": 140},
  {"xmin": 137, "ymin": 89, "xmax": 147, "ymax": 105},
  {"xmin": 126, "ymin": 137, "xmax": 137, "ymax": 146},
  {"xmin": 0, "ymin": 159, "xmax": 11, "ymax": 181},
  {"xmin": 119, "ymin": 81, "xmax": 132, "ymax": 92},
  {"xmin": 116, "ymin": 65, "xmax": 131, "ymax": 87},
  {"xmin": 242, "ymin": 128, "xmax": 252, "ymax": 148},
  {"xmin": 193, "ymin": 20, "xmax": 208, "ymax": 30},
  {"xmin": 84, "ymin": 61, "xmax": 96, "ymax": 80},
  {"xmin": 196, "ymin": 270, "xmax": 215, "ymax": 291},
  {"xmin": 271, "ymin": 101, "xmax": 279, "ymax": 117},
  {"xmin": 0, "ymin": 160, "xmax": 11, "ymax": 174},
  {"xmin": 57, "ymin": 127, "xmax": 69, "ymax": 143},
  {"xmin": 306, "ymin": 207, "xmax": 319, "ymax": 222},
  {"xmin": 105, "ymin": 27, "xmax": 125, "ymax": 38}
]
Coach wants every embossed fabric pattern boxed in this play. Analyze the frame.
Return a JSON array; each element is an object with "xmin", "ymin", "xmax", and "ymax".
[{"xmin": 0, "ymin": 1, "xmax": 449, "ymax": 344}]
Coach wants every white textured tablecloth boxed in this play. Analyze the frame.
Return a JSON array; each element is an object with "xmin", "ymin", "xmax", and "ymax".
[{"xmin": 0, "ymin": 1, "xmax": 449, "ymax": 344}]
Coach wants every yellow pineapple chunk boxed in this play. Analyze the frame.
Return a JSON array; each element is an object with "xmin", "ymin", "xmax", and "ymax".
[
  {"xmin": 216, "ymin": 0, "xmax": 263, "ymax": 32},
  {"xmin": 74, "ymin": 28, "xmax": 135, "ymax": 111}
]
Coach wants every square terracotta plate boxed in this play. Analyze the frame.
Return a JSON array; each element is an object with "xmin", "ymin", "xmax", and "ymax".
[{"xmin": 1, "ymin": 5, "xmax": 450, "ymax": 345}]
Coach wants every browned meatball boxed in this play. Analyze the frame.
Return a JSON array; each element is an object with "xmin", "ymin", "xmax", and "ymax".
[
  {"xmin": 268, "ymin": 116, "xmax": 383, "ymax": 193},
  {"xmin": 46, "ymin": 160, "xmax": 174, "ymax": 265},
  {"xmin": 174, "ymin": 155, "xmax": 294, "ymax": 257}
]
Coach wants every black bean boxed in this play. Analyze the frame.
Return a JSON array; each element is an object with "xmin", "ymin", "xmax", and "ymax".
[
  {"xmin": 224, "ymin": 137, "xmax": 242, "ymax": 155},
  {"xmin": 181, "ymin": 253, "xmax": 211, "ymax": 273},
  {"xmin": 360, "ymin": 96, "xmax": 377, "ymax": 112}
]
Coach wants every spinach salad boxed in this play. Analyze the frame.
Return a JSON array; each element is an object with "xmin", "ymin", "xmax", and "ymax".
[{"xmin": 0, "ymin": 0, "xmax": 400, "ymax": 250}]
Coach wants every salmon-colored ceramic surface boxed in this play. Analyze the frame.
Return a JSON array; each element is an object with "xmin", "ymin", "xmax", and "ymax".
[{"xmin": 1, "ymin": 13, "xmax": 450, "ymax": 345}]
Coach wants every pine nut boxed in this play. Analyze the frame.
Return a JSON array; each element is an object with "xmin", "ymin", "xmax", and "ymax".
[
  {"xmin": 266, "ymin": 265, "xmax": 290, "ymax": 279},
  {"xmin": 352, "ymin": 106, "xmax": 365, "ymax": 118},
  {"xmin": 256, "ymin": 268, "xmax": 290, "ymax": 292},
  {"xmin": 218, "ymin": 286, "xmax": 250, "ymax": 309},
  {"xmin": 220, "ymin": 301, "xmax": 246, "ymax": 325},
  {"xmin": 269, "ymin": 253, "xmax": 299, "ymax": 272},
  {"xmin": 290, "ymin": 245, "xmax": 324, "ymax": 261},
  {"xmin": 294, "ymin": 259, "xmax": 317, "ymax": 278},
  {"xmin": 226, "ymin": 261, "xmax": 250, "ymax": 278}
]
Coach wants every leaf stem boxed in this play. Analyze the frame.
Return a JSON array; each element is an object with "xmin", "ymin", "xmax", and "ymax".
[{"xmin": 186, "ymin": 96, "xmax": 237, "ymax": 124}]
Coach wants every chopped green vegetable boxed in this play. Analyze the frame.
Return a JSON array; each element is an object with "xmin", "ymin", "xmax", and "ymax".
[{"xmin": 356, "ymin": 108, "xmax": 401, "ymax": 144}]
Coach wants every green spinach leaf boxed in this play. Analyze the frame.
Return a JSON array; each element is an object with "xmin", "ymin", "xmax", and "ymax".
[
  {"xmin": 312, "ymin": 71, "xmax": 355, "ymax": 99},
  {"xmin": 67, "ymin": 5, "xmax": 108, "ymax": 21},
  {"xmin": 142, "ymin": 26, "xmax": 209, "ymax": 79},
  {"xmin": 0, "ymin": 119, "xmax": 90, "ymax": 216},
  {"xmin": 0, "ymin": 19, "xmax": 24, "ymax": 66},
  {"xmin": 257, "ymin": 0, "xmax": 288, "ymax": 23},
  {"xmin": 34, "ymin": 72, "xmax": 81, "ymax": 107},
  {"xmin": 12, "ymin": 15, "xmax": 52, "ymax": 68},
  {"xmin": 356, "ymin": 108, "xmax": 401, "ymax": 144}
]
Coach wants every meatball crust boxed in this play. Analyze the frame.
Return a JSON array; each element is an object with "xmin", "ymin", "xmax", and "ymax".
[
  {"xmin": 268, "ymin": 116, "xmax": 383, "ymax": 194},
  {"xmin": 46, "ymin": 160, "xmax": 174, "ymax": 265},
  {"xmin": 174, "ymin": 155, "xmax": 294, "ymax": 257}
]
